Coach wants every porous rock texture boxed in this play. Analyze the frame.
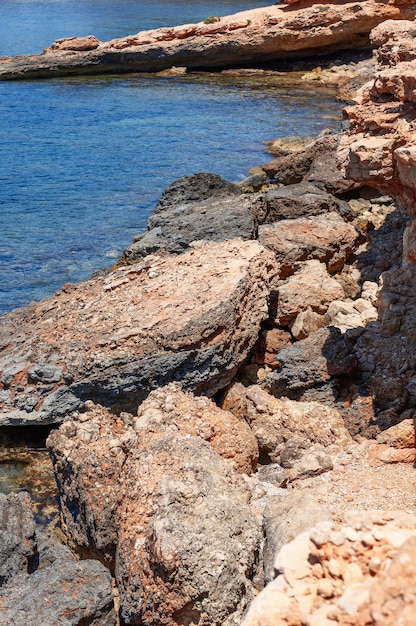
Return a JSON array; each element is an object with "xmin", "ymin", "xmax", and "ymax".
[
  {"xmin": 119, "ymin": 172, "xmax": 260, "ymax": 263},
  {"xmin": 221, "ymin": 382, "xmax": 351, "ymax": 464},
  {"xmin": 338, "ymin": 19, "xmax": 416, "ymax": 415},
  {"xmin": 0, "ymin": 238, "xmax": 276, "ymax": 425},
  {"xmin": 258, "ymin": 211, "xmax": 360, "ymax": 276},
  {"xmin": 47, "ymin": 396, "xmax": 262, "ymax": 626},
  {"xmin": 242, "ymin": 510, "xmax": 416, "ymax": 626}
]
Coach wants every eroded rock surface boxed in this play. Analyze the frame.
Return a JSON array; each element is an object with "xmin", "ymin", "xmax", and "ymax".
[
  {"xmin": 0, "ymin": 493, "xmax": 116, "ymax": 626},
  {"xmin": 1, "ymin": 1, "xmax": 415, "ymax": 80},
  {"xmin": 0, "ymin": 492, "xmax": 37, "ymax": 585},
  {"xmin": 0, "ymin": 239, "xmax": 276, "ymax": 424},
  {"xmin": 47, "ymin": 399, "xmax": 262, "ymax": 626},
  {"xmin": 242, "ymin": 510, "xmax": 416, "ymax": 626},
  {"xmin": 221, "ymin": 382, "xmax": 351, "ymax": 463}
]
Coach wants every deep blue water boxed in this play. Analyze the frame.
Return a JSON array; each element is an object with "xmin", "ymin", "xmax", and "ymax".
[{"xmin": 0, "ymin": 1, "xmax": 343, "ymax": 314}]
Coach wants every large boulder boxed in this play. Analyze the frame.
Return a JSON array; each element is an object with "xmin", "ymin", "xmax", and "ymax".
[
  {"xmin": 47, "ymin": 400, "xmax": 262, "ymax": 626},
  {"xmin": 0, "ymin": 239, "xmax": 277, "ymax": 424},
  {"xmin": 242, "ymin": 511, "xmax": 416, "ymax": 626},
  {"xmin": 0, "ymin": 493, "xmax": 116, "ymax": 625},
  {"xmin": 121, "ymin": 194, "xmax": 261, "ymax": 263},
  {"xmin": 274, "ymin": 260, "xmax": 346, "ymax": 325},
  {"xmin": 134, "ymin": 382, "xmax": 258, "ymax": 475},
  {"xmin": 262, "ymin": 182, "xmax": 348, "ymax": 222},
  {"xmin": 221, "ymin": 382, "xmax": 351, "ymax": 463},
  {"xmin": 259, "ymin": 212, "xmax": 360, "ymax": 277},
  {"xmin": 0, "ymin": 542, "xmax": 116, "ymax": 626},
  {"xmin": 119, "ymin": 172, "xmax": 263, "ymax": 263},
  {"xmin": 262, "ymin": 327, "xmax": 357, "ymax": 401}
]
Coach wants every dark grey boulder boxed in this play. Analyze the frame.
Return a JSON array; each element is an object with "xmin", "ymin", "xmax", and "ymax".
[
  {"xmin": 121, "ymin": 194, "xmax": 262, "ymax": 263},
  {"xmin": 154, "ymin": 172, "xmax": 242, "ymax": 213},
  {"xmin": 263, "ymin": 182, "xmax": 353, "ymax": 223},
  {"xmin": 0, "ymin": 491, "xmax": 37, "ymax": 585},
  {"xmin": 262, "ymin": 327, "xmax": 357, "ymax": 400}
]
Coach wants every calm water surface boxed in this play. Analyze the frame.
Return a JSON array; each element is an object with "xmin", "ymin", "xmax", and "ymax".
[{"xmin": 0, "ymin": 1, "xmax": 343, "ymax": 314}]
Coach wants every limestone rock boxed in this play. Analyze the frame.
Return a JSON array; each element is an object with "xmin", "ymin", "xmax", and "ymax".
[
  {"xmin": 134, "ymin": 382, "xmax": 259, "ymax": 475},
  {"xmin": 221, "ymin": 382, "xmax": 351, "ymax": 463},
  {"xmin": 0, "ymin": 239, "xmax": 277, "ymax": 424},
  {"xmin": 0, "ymin": 492, "xmax": 37, "ymax": 586},
  {"xmin": 262, "ymin": 491, "xmax": 330, "ymax": 582},
  {"xmin": 242, "ymin": 511, "xmax": 416, "ymax": 626},
  {"xmin": 1, "ymin": 1, "xmax": 415, "ymax": 80},
  {"xmin": 275, "ymin": 260, "xmax": 345, "ymax": 325},
  {"xmin": 47, "ymin": 401, "xmax": 262, "ymax": 625},
  {"xmin": 259, "ymin": 212, "xmax": 360, "ymax": 277},
  {"xmin": 376, "ymin": 418, "xmax": 416, "ymax": 448}
]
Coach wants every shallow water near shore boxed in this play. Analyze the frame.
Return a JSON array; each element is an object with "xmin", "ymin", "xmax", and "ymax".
[{"xmin": 0, "ymin": 70, "xmax": 342, "ymax": 314}]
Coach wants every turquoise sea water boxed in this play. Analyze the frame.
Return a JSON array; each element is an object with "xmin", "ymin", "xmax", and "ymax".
[{"xmin": 0, "ymin": 0, "xmax": 343, "ymax": 314}]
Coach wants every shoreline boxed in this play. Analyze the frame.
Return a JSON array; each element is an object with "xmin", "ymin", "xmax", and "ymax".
[
  {"xmin": 0, "ymin": 0, "xmax": 414, "ymax": 80},
  {"xmin": 3, "ymin": 9, "xmax": 416, "ymax": 626}
]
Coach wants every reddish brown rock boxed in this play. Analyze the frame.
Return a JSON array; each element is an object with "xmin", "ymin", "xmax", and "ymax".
[
  {"xmin": 221, "ymin": 382, "xmax": 351, "ymax": 463},
  {"xmin": 251, "ymin": 328, "xmax": 292, "ymax": 369},
  {"xmin": 0, "ymin": 239, "xmax": 276, "ymax": 425},
  {"xmin": 258, "ymin": 212, "xmax": 360, "ymax": 277},
  {"xmin": 134, "ymin": 382, "xmax": 259, "ymax": 475},
  {"xmin": 376, "ymin": 418, "xmax": 416, "ymax": 449},
  {"xmin": 1, "ymin": 1, "xmax": 416, "ymax": 79},
  {"xmin": 275, "ymin": 260, "xmax": 345, "ymax": 326},
  {"xmin": 47, "ymin": 401, "xmax": 262, "ymax": 626},
  {"xmin": 48, "ymin": 35, "xmax": 100, "ymax": 51}
]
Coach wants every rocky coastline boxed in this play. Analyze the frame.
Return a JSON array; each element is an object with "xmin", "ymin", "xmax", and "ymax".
[
  {"xmin": 2, "ymin": 5, "xmax": 416, "ymax": 626},
  {"xmin": 0, "ymin": 0, "xmax": 415, "ymax": 80}
]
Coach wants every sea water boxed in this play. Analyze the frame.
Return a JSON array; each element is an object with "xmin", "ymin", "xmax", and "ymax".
[{"xmin": 0, "ymin": 0, "xmax": 343, "ymax": 314}]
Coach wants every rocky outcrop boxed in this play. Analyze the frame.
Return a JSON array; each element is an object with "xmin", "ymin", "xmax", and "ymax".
[
  {"xmin": 47, "ymin": 399, "xmax": 262, "ymax": 626},
  {"xmin": 120, "ymin": 173, "xmax": 260, "ymax": 264},
  {"xmin": 0, "ymin": 239, "xmax": 276, "ymax": 425},
  {"xmin": 337, "ymin": 19, "xmax": 416, "ymax": 415},
  {"xmin": 1, "ymin": 1, "xmax": 416, "ymax": 80}
]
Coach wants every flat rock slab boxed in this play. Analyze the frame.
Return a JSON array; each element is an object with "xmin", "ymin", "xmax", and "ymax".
[{"xmin": 0, "ymin": 239, "xmax": 276, "ymax": 425}]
